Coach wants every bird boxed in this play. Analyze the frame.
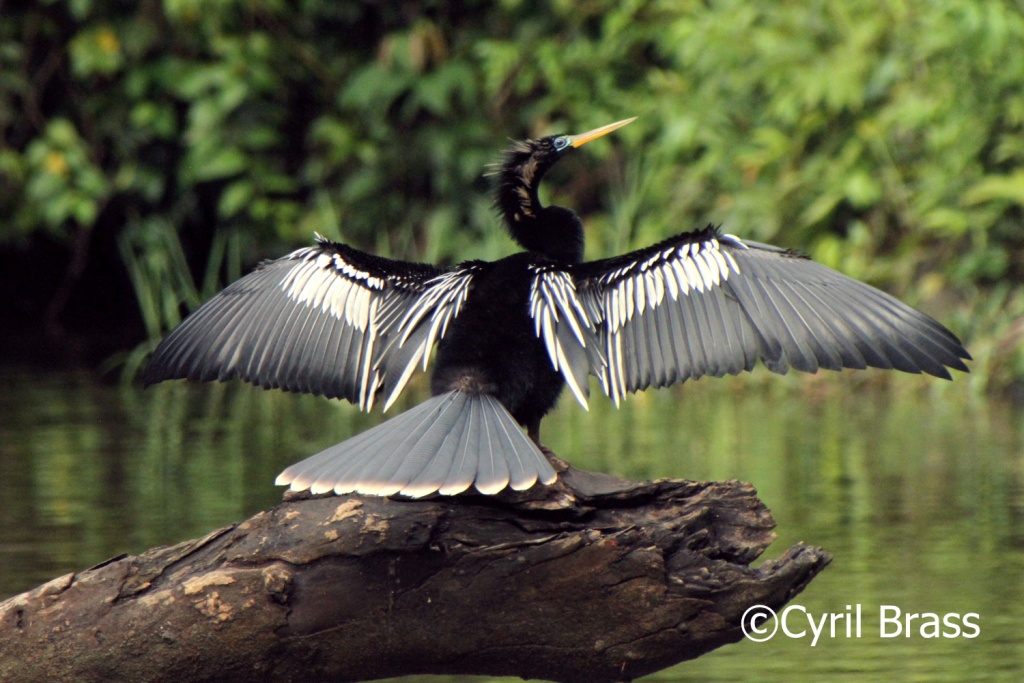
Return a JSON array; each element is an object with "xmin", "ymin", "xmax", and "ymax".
[{"xmin": 143, "ymin": 117, "xmax": 970, "ymax": 499}]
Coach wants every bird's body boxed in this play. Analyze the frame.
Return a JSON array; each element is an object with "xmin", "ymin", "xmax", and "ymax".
[
  {"xmin": 429, "ymin": 252, "xmax": 567, "ymax": 434},
  {"xmin": 144, "ymin": 118, "xmax": 970, "ymax": 498}
]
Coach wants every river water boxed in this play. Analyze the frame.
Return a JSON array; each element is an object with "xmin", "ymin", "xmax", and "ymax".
[{"xmin": 1, "ymin": 366, "xmax": 1021, "ymax": 681}]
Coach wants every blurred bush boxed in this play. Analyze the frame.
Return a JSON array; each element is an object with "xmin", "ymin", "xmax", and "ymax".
[{"xmin": 1, "ymin": 0, "xmax": 1021, "ymax": 389}]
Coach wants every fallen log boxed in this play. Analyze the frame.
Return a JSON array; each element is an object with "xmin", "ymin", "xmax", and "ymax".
[{"xmin": 0, "ymin": 467, "xmax": 830, "ymax": 682}]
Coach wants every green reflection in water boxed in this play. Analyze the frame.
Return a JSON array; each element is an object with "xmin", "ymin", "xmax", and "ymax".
[{"xmin": 0, "ymin": 368, "xmax": 1021, "ymax": 681}]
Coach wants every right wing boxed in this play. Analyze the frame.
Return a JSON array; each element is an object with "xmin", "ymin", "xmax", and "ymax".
[{"xmin": 528, "ymin": 226, "xmax": 970, "ymax": 408}]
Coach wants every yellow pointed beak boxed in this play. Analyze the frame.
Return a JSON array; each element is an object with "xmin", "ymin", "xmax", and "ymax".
[{"xmin": 567, "ymin": 117, "xmax": 637, "ymax": 148}]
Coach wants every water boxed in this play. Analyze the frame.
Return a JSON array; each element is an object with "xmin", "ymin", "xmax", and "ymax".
[{"xmin": 1, "ymin": 366, "xmax": 1021, "ymax": 681}]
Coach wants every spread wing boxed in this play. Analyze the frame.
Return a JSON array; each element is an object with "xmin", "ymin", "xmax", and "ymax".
[
  {"xmin": 143, "ymin": 235, "xmax": 478, "ymax": 411},
  {"xmin": 528, "ymin": 226, "xmax": 970, "ymax": 407}
]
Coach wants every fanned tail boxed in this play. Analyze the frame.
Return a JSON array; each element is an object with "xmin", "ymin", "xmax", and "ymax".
[{"xmin": 275, "ymin": 390, "xmax": 557, "ymax": 498}]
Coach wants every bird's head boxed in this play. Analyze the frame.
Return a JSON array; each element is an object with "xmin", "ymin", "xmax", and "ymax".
[{"xmin": 493, "ymin": 117, "xmax": 635, "ymax": 262}]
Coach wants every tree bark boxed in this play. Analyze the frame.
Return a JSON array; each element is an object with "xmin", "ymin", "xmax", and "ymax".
[{"xmin": 0, "ymin": 468, "xmax": 830, "ymax": 682}]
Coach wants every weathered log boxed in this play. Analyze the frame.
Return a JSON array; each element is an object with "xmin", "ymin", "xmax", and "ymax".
[{"xmin": 0, "ymin": 467, "xmax": 830, "ymax": 682}]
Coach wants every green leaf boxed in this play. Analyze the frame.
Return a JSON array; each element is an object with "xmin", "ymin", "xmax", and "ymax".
[
  {"xmin": 218, "ymin": 180, "xmax": 254, "ymax": 218},
  {"xmin": 185, "ymin": 144, "xmax": 247, "ymax": 182},
  {"xmin": 962, "ymin": 172, "xmax": 1024, "ymax": 205},
  {"xmin": 69, "ymin": 25, "xmax": 123, "ymax": 77}
]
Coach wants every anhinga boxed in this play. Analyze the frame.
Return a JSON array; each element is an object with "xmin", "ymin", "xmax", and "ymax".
[{"xmin": 144, "ymin": 118, "xmax": 970, "ymax": 498}]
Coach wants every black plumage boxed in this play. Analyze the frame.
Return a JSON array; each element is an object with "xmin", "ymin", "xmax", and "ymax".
[{"xmin": 144, "ymin": 117, "xmax": 970, "ymax": 497}]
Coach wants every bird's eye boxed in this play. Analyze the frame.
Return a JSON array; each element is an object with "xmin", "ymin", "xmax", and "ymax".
[{"xmin": 553, "ymin": 136, "xmax": 570, "ymax": 151}]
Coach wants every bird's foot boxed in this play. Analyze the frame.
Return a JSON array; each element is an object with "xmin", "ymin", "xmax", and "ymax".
[
  {"xmin": 483, "ymin": 440, "xmax": 578, "ymax": 511},
  {"xmin": 539, "ymin": 444, "xmax": 571, "ymax": 474},
  {"xmin": 500, "ymin": 443, "xmax": 576, "ymax": 511}
]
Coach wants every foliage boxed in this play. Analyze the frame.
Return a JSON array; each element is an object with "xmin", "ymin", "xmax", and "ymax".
[{"xmin": 1, "ymin": 0, "xmax": 1021, "ymax": 388}]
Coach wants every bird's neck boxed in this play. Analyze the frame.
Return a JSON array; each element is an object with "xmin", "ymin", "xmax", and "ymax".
[
  {"xmin": 494, "ymin": 144, "xmax": 584, "ymax": 263},
  {"xmin": 506, "ymin": 206, "xmax": 585, "ymax": 264}
]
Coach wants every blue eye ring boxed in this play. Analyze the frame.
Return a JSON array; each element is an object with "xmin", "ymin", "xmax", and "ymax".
[{"xmin": 553, "ymin": 136, "xmax": 570, "ymax": 151}]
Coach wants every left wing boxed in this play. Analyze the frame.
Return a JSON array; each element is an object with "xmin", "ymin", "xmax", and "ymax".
[
  {"xmin": 528, "ymin": 226, "xmax": 971, "ymax": 407},
  {"xmin": 144, "ymin": 235, "xmax": 478, "ymax": 411}
]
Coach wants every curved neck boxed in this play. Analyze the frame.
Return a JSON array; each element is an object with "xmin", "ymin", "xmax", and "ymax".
[
  {"xmin": 494, "ymin": 146, "xmax": 584, "ymax": 263},
  {"xmin": 510, "ymin": 206, "xmax": 585, "ymax": 263}
]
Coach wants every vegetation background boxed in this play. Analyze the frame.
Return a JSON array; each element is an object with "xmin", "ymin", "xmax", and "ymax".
[{"xmin": 1, "ymin": 0, "xmax": 1021, "ymax": 392}]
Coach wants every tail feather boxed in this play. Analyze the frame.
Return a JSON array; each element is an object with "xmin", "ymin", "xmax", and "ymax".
[
  {"xmin": 480, "ymin": 396, "xmax": 537, "ymax": 493},
  {"xmin": 439, "ymin": 399, "xmax": 480, "ymax": 496},
  {"xmin": 471, "ymin": 396, "xmax": 509, "ymax": 495},
  {"xmin": 275, "ymin": 390, "xmax": 557, "ymax": 498},
  {"xmin": 359, "ymin": 394, "xmax": 465, "ymax": 496},
  {"xmin": 402, "ymin": 399, "xmax": 471, "ymax": 497}
]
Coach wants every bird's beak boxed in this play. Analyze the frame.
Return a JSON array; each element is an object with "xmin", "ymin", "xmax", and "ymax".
[{"xmin": 567, "ymin": 117, "xmax": 637, "ymax": 148}]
